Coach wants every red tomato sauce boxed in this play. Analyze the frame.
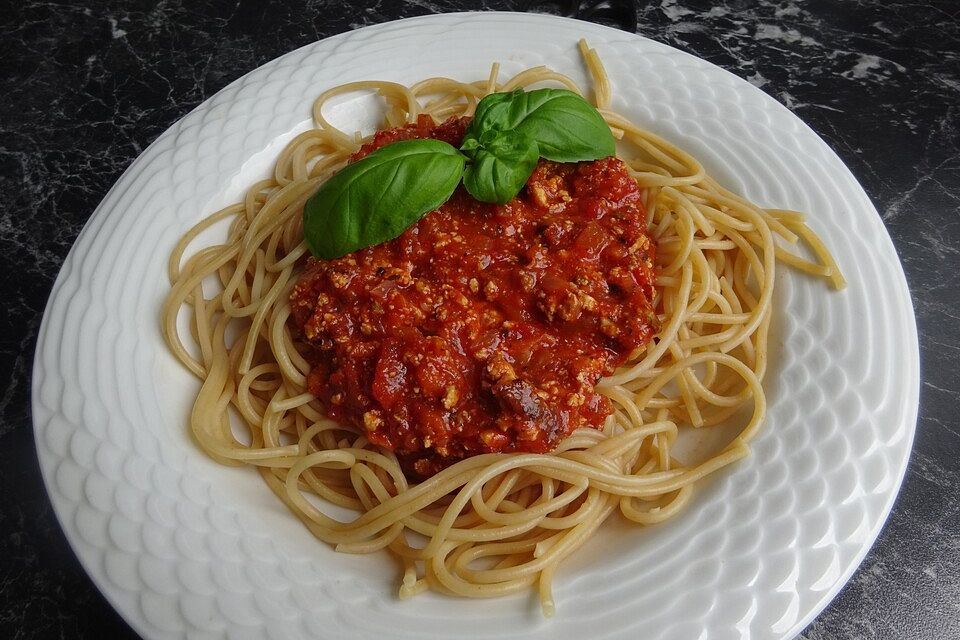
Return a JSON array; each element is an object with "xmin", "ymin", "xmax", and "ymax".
[{"xmin": 289, "ymin": 115, "xmax": 658, "ymax": 478}]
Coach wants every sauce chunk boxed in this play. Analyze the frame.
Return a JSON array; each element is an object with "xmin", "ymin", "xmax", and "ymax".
[{"xmin": 290, "ymin": 116, "xmax": 658, "ymax": 477}]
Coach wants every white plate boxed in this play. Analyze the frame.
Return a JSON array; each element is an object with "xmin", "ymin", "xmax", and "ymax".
[{"xmin": 32, "ymin": 12, "xmax": 919, "ymax": 640}]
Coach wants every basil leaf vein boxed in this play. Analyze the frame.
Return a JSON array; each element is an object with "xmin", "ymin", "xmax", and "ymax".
[{"xmin": 303, "ymin": 139, "xmax": 465, "ymax": 259}]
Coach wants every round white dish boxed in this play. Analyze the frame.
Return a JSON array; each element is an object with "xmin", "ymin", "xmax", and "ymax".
[{"xmin": 32, "ymin": 12, "xmax": 919, "ymax": 640}]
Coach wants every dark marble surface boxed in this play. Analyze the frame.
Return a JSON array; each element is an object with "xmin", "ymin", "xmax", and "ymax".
[{"xmin": 1, "ymin": 0, "xmax": 957, "ymax": 638}]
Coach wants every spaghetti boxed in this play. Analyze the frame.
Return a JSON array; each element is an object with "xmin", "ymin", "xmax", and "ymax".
[{"xmin": 162, "ymin": 40, "xmax": 844, "ymax": 614}]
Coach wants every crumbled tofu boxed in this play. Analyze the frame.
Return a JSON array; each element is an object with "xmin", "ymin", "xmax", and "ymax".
[
  {"xmin": 443, "ymin": 385, "xmax": 459, "ymax": 409},
  {"xmin": 362, "ymin": 410, "xmax": 382, "ymax": 431},
  {"xmin": 566, "ymin": 393, "xmax": 585, "ymax": 407},
  {"xmin": 601, "ymin": 318, "xmax": 620, "ymax": 337}
]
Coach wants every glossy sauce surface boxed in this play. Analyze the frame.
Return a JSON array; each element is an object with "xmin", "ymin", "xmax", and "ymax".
[{"xmin": 290, "ymin": 116, "xmax": 658, "ymax": 477}]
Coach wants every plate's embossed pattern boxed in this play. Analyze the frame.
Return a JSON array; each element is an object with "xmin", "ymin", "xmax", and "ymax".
[{"xmin": 32, "ymin": 13, "xmax": 918, "ymax": 640}]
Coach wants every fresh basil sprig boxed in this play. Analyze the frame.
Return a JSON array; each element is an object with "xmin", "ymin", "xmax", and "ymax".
[
  {"xmin": 303, "ymin": 139, "xmax": 464, "ymax": 259},
  {"xmin": 302, "ymin": 88, "xmax": 615, "ymax": 258},
  {"xmin": 459, "ymin": 88, "xmax": 615, "ymax": 202},
  {"xmin": 465, "ymin": 88, "xmax": 616, "ymax": 163}
]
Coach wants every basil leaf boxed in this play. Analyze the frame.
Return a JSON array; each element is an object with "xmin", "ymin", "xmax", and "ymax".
[
  {"xmin": 469, "ymin": 88, "xmax": 615, "ymax": 163},
  {"xmin": 469, "ymin": 90, "xmax": 519, "ymax": 133},
  {"xmin": 512, "ymin": 89, "xmax": 615, "ymax": 162},
  {"xmin": 462, "ymin": 131, "xmax": 539, "ymax": 204},
  {"xmin": 303, "ymin": 139, "xmax": 465, "ymax": 259}
]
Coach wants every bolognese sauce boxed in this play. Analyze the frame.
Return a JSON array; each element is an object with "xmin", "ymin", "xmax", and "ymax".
[{"xmin": 289, "ymin": 115, "xmax": 658, "ymax": 478}]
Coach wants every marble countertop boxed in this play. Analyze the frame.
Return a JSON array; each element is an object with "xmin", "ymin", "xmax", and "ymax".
[{"xmin": 2, "ymin": 1, "xmax": 957, "ymax": 638}]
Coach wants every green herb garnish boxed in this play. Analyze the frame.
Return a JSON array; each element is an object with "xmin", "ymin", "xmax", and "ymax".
[
  {"xmin": 303, "ymin": 88, "xmax": 615, "ymax": 259},
  {"xmin": 303, "ymin": 139, "xmax": 465, "ymax": 259}
]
